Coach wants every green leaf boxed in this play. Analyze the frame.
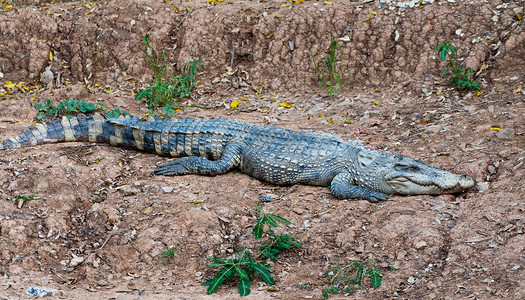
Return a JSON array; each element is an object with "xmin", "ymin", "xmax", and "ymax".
[
  {"xmin": 253, "ymin": 218, "xmax": 264, "ymax": 239},
  {"xmin": 252, "ymin": 264, "xmax": 275, "ymax": 285},
  {"xmin": 135, "ymin": 88, "xmax": 151, "ymax": 101},
  {"xmin": 238, "ymin": 277, "xmax": 251, "ymax": 296},
  {"xmin": 263, "ymin": 215, "xmax": 279, "ymax": 227},
  {"xmin": 369, "ymin": 268, "xmax": 382, "ymax": 289},
  {"xmin": 268, "ymin": 214, "xmax": 291, "ymax": 225},
  {"xmin": 203, "ymin": 266, "xmax": 234, "ymax": 294}
]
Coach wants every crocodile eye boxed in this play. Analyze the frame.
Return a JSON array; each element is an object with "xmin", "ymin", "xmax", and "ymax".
[{"xmin": 394, "ymin": 164, "xmax": 420, "ymax": 172}]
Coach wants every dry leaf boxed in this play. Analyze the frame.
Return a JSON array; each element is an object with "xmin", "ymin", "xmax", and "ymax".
[{"xmin": 280, "ymin": 102, "xmax": 292, "ymax": 108}]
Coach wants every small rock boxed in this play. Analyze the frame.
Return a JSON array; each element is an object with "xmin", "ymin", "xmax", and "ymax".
[
  {"xmin": 119, "ymin": 185, "xmax": 140, "ymax": 196},
  {"xmin": 70, "ymin": 256, "xmax": 84, "ymax": 267},
  {"xmin": 415, "ymin": 241, "xmax": 428, "ymax": 250},
  {"xmin": 407, "ymin": 276, "xmax": 416, "ymax": 284},
  {"xmin": 161, "ymin": 186, "xmax": 174, "ymax": 193},
  {"xmin": 477, "ymin": 182, "xmax": 489, "ymax": 193},
  {"xmin": 25, "ymin": 287, "xmax": 60, "ymax": 297},
  {"xmin": 303, "ymin": 220, "xmax": 311, "ymax": 229},
  {"xmin": 260, "ymin": 195, "xmax": 273, "ymax": 202},
  {"xmin": 487, "ymin": 165, "xmax": 497, "ymax": 174},
  {"xmin": 195, "ymin": 272, "xmax": 202, "ymax": 277},
  {"xmin": 41, "ymin": 66, "xmax": 54, "ymax": 88}
]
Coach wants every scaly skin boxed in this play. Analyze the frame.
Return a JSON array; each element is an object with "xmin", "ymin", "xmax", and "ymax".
[{"xmin": 0, "ymin": 113, "xmax": 475, "ymax": 202}]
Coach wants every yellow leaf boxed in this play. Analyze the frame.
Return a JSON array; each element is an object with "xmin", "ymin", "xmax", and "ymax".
[
  {"xmin": 262, "ymin": 109, "xmax": 269, "ymax": 113},
  {"xmin": 31, "ymin": 97, "xmax": 37, "ymax": 101},
  {"xmin": 240, "ymin": 97, "xmax": 248, "ymax": 101},
  {"xmin": 5, "ymin": 81, "xmax": 15, "ymax": 89},
  {"xmin": 230, "ymin": 100, "xmax": 239, "ymax": 108},
  {"xmin": 516, "ymin": 13, "xmax": 522, "ymax": 21},
  {"xmin": 476, "ymin": 92, "xmax": 481, "ymax": 98},
  {"xmin": 173, "ymin": 6, "xmax": 178, "ymax": 11},
  {"xmin": 94, "ymin": 83, "xmax": 102, "ymax": 87},
  {"xmin": 186, "ymin": 7, "xmax": 193, "ymax": 12},
  {"xmin": 57, "ymin": 35, "xmax": 61, "ymax": 42},
  {"xmin": 22, "ymin": 86, "xmax": 29, "ymax": 90},
  {"xmin": 370, "ymin": 11, "xmax": 377, "ymax": 15},
  {"xmin": 174, "ymin": 108, "xmax": 183, "ymax": 113},
  {"xmin": 319, "ymin": 114, "xmax": 325, "ymax": 118},
  {"xmin": 280, "ymin": 102, "xmax": 292, "ymax": 108},
  {"xmin": 374, "ymin": 100, "xmax": 380, "ymax": 105},
  {"xmin": 490, "ymin": 126, "xmax": 501, "ymax": 131},
  {"xmin": 327, "ymin": 118, "xmax": 333, "ymax": 123},
  {"xmin": 4, "ymin": 5, "xmax": 12, "ymax": 10},
  {"xmin": 49, "ymin": 51, "xmax": 53, "ymax": 61},
  {"xmin": 514, "ymin": 87, "xmax": 522, "ymax": 93},
  {"xmin": 271, "ymin": 98, "xmax": 276, "ymax": 102},
  {"xmin": 256, "ymin": 89, "xmax": 261, "ymax": 94},
  {"xmin": 63, "ymin": 65, "xmax": 70, "ymax": 68},
  {"xmin": 343, "ymin": 120, "xmax": 352, "ymax": 124},
  {"xmin": 363, "ymin": 18, "xmax": 372, "ymax": 23},
  {"xmin": 266, "ymin": 32, "xmax": 274, "ymax": 39},
  {"xmin": 324, "ymin": 1, "xmax": 333, "ymax": 4},
  {"xmin": 479, "ymin": 64, "xmax": 488, "ymax": 72},
  {"xmin": 22, "ymin": 148, "xmax": 29, "ymax": 153},
  {"xmin": 292, "ymin": 199, "xmax": 299, "ymax": 205},
  {"xmin": 274, "ymin": 14, "xmax": 285, "ymax": 18},
  {"xmin": 281, "ymin": 4, "xmax": 290, "ymax": 7},
  {"xmin": 119, "ymin": 162, "xmax": 123, "ymax": 167}
]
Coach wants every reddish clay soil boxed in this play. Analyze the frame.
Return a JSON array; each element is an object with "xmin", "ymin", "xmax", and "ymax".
[{"xmin": 0, "ymin": 0, "xmax": 524, "ymax": 299}]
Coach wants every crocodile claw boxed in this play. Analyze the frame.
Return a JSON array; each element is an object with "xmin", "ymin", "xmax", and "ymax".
[{"xmin": 367, "ymin": 191, "xmax": 392, "ymax": 203}]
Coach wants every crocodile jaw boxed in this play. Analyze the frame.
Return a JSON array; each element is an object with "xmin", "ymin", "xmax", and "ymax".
[
  {"xmin": 386, "ymin": 173, "xmax": 474, "ymax": 195},
  {"xmin": 383, "ymin": 164, "xmax": 475, "ymax": 195}
]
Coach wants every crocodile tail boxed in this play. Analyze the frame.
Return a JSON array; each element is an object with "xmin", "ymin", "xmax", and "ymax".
[{"xmin": 0, "ymin": 113, "xmax": 108, "ymax": 150}]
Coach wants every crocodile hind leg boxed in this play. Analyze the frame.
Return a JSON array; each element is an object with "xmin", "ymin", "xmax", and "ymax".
[
  {"xmin": 330, "ymin": 172, "xmax": 391, "ymax": 202},
  {"xmin": 153, "ymin": 143, "xmax": 243, "ymax": 176}
]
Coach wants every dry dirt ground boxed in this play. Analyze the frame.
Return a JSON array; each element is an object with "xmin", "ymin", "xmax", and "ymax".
[{"xmin": 0, "ymin": 0, "xmax": 524, "ymax": 299}]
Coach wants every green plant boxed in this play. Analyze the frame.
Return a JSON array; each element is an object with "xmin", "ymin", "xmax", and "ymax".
[
  {"xmin": 161, "ymin": 248, "xmax": 178, "ymax": 264},
  {"xmin": 202, "ymin": 205, "xmax": 301, "ymax": 297},
  {"xmin": 135, "ymin": 34, "xmax": 202, "ymax": 116},
  {"xmin": 259, "ymin": 231, "xmax": 301, "ymax": 262},
  {"xmin": 434, "ymin": 41, "xmax": 480, "ymax": 90},
  {"xmin": 298, "ymin": 283, "xmax": 311, "ymax": 290},
  {"xmin": 11, "ymin": 194, "xmax": 36, "ymax": 203},
  {"xmin": 202, "ymin": 249, "xmax": 275, "ymax": 297},
  {"xmin": 34, "ymin": 98, "xmax": 129, "ymax": 120},
  {"xmin": 311, "ymin": 33, "xmax": 345, "ymax": 97},
  {"xmin": 321, "ymin": 259, "xmax": 389, "ymax": 299}
]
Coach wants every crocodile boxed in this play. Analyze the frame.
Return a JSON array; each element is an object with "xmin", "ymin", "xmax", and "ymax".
[{"xmin": 0, "ymin": 113, "xmax": 474, "ymax": 202}]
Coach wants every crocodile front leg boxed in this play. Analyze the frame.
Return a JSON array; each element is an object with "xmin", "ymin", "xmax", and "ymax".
[
  {"xmin": 153, "ymin": 143, "xmax": 243, "ymax": 176},
  {"xmin": 330, "ymin": 172, "xmax": 391, "ymax": 202}
]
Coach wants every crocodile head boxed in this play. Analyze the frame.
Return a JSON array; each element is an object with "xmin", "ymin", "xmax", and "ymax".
[
  {"xmin": 381, "ymin": 155, "xmax": 474, "ymax": 195},
  {"xmin": 354, "ymin": 150, "xmax": 474, "ymax": 195}
]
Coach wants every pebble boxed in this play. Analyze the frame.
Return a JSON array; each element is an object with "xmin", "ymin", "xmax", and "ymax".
[
  {"xmin": 260, "ymin": 195, "xmax": 273, "ymax": 202},
  {"xmin": 70, "ymin": 256, "xmax": 84, "ymax": 267},
  {"xmin": 25, "ymin": 287, "xmax": 60, "ymax": 297},
  {"xmin": 477, "ymin": 182, "xmax": 489, "ymax": 193},
  {"xmin": 415, "ymin": 241, "xmax": 428, "ymax": 250},
  {"xmin": 407, "ymin": 276, "xmax": 416, "ymax": 284},
  {"xmin": 161, "ymin": 186, "xmax": 174, "ymax": 193}
]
